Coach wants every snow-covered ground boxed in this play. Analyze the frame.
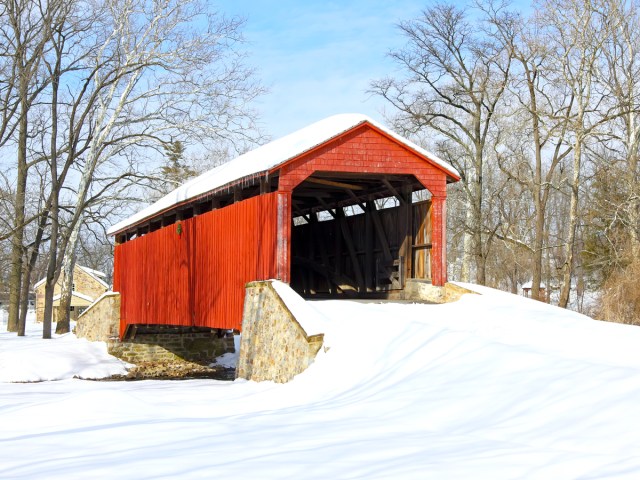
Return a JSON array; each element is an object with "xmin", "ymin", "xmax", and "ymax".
[
  {"xmin": 0, "ymin": 315, "xmax": 128, "ymax": 383},
  {"xmin": 2, "ymin": 285, "xmax": 640, "ymax": 479}
]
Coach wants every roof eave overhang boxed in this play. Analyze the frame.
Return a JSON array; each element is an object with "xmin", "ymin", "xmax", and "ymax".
[
  {"xmin": 268, "ymin": 121, "xmax": 461, "ymax": 183},
  {"xmin": 109, "ymin": 170, "xmax": 272, "ymax": 237},
  {"xmin": 111, "ymin": 120, "xmax": 460, "ymax": 237}
]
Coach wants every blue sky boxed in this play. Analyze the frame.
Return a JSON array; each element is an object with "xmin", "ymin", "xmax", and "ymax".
[{"xmin": 220, "ymin": 1, "xmax": 428, "ymax": 139}]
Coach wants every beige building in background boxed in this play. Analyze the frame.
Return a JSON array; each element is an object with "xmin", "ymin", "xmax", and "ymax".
[{"xmin": 34, "ymin": 266, "xmax": 110, "ymax": 323}]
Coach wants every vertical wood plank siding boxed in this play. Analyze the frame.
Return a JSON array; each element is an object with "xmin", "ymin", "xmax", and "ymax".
[{"xmin": 114, "ymin": 193, "xmax": 278, "ymax": 336}]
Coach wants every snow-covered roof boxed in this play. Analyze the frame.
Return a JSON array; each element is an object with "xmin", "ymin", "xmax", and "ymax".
[
  {"xmin": 52, "ymin": 291, "xmax": 94, "ymax": 304},
  {"xmin": 77, "ymin": 266, "xmax": 110, "ymax": 290},
  {"xmin": 34, "ymin": 265, "xmax": 109, "ymax": 291},
  {"xmin": 108, "ymin": 113, "xmax": 460, "ymax": 235},
  {"xmin": 53, "ymin": 290, "xmax": 93, "ymax": 307}
]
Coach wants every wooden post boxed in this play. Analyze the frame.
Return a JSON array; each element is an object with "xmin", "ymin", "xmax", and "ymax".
[
  {"xmin": 339, "ymin": 213, "xmax": 365, "ymax": 292},
  {"xmin": 369, "ymin": 202, "xmax": 393, "ymax": 263},
  {"xmin": 365, "ymin": 200, "xmax": 373, "ymax": 292},
  {"xmin": 401, "ymin": 186, "xmax": 413, "ymax": 286},
  {"xmin": 335, "ymin": 208, "xmax": 343, "ymax": 278},
  {"xmin": 431, "ymin": 195, "xmax": 446, "ymax": 286},
  {"xmin": 276, "ymin": 190, "xmax": 291, "ymax": 283},
  {"xmin": 308, "ymin": 213, "xmax": 317, "ymax": 293},
  {"xmin": 310, "ymin": 212, "xmax": 333, "ymax": 294}
]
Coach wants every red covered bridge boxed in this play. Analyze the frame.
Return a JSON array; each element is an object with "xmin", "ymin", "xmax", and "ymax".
[{"xmin": 109, "ymin": 114, "xmax": 459, "ymax": 338}]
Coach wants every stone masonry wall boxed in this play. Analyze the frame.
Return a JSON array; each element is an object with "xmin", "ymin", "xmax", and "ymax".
[
  {"xmin": 108, "ymin": 332, "xmax": 235, "ymax": 365},
  {"xmin": 76, "ymin": 292, "xmax": 120, "ymax": 341},
  {"xmin": 75, "ymin": 291, "xmax": 233, "ymax": 366},
  {"xmin": 237, "ymin": 281, "xmax": 324, "ymax": 383}
]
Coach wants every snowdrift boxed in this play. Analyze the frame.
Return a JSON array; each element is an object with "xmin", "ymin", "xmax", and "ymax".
[{"xmin": 2, "ymin": 286, "xmax": 640, "ymax": 479}]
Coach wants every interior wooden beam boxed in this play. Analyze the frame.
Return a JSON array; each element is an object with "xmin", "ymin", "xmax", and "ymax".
[
  {"xmin": 338, "ymin": 214, "xmax": 366, "ymax": 292},
  {"xmin": 291, "ymin": 191, "xmax": 334, "ymax": 198},
  {"xmin": 306, "ymin": 177, "xmax": 365, "ymax": 190},
  {"xmin": 382, "ymin": 179, "xmax": 407, "ymax": 205},
  {"xmin": 335, "ymin": 208, "xmax": 344, "ymax": 277},
  {"xmin": 365, "ymin": 200, "xmax": 374, "ymax": 292},
  {"xmin": 315, "ymin": 196, "xmax": 338, "ymax": 218},
  {"xmin": 368, "ymin": 202, "xmax": 393, "ymax": 263},
  {"xmin": 292, "ymin": 200, "xmax": 309, "ymax": 220},
  {"xmin": 310, "ymin": 213, "xmax": 334, "ymax": 294},
  {"xmin": 346, "ymin": 189, "xmax": 367, "ymax": 212}
]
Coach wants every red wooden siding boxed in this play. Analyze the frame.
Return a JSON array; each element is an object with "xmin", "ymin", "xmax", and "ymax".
[
  {"xmin": 277, "ymin": 125, "xmax": 449, "ymax": 195},
  {"xmin": 113, "ymin": 192, "xmax": 279, "ymax": 336}
]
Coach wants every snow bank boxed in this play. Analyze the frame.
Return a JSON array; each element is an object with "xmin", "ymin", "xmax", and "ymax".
[
  {"xmin": 2, "ymin": 287, "xmax": 640, "ymax": 479},
  {"xmin": 0, "ymin": 319, "xmax": 129, "ymax": 382},
  {"xmin": 271, "ymin": 279, "xmax": 328, "ymax": 335}
]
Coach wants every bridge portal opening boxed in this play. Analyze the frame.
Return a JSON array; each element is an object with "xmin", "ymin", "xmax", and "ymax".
[{"xmin": 290, "ymin": 172, "xmax": 434, "ymax": 298}]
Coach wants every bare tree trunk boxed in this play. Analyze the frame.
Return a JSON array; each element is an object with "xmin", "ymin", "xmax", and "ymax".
[
  {"xmin": 5, "ymin": 0, "xmax": 59, "ymax": 333},
  {"xmin": 18, "ymin": 206, "xmax": 49, "ymax": 335},
  {"xmin": 530, "ymin": 75, "xmax": 544, "ymax": 302},
  {"xmin": 43, "ymin": 27, "xmax": 63, "ymax": 339},
  {"xmin": 473, "ymin": 145, "xmax": 486, "ymax": 285},
  {"xmin": 55, "ymin": 224, "xmax": 78, "ymax": 333},
  {"xmin": 7, "ymin": 87, "xmax": 29, "ymax": 332},
  {"xmin": 461, "ymin": 206, "xmax": 474, "ymax": 282},
  {"xmin": 559, "ymin": 138, "xmax": 582, "ymax": 308},
  {"xmin": 627, "ymin": 131, "xmax": 640, "ymax": 258}
]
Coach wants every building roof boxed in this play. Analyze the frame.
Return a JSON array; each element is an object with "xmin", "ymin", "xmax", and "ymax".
[
  {"xmin": 34, "ymin": 265, "xmax": 109, "ymax": 291},
  {"xmin": 108, "ymin": 113, "xmax": 460, "ymax": 236},
  {"xmin": 77, "ymin": 266, "xmax": 110, "ymax": 290},
  {"xmin": 52, "ymin": 291, "xmax": 95, "ymax": 307}
]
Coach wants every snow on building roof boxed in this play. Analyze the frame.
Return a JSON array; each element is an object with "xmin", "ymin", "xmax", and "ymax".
[
  {"xmin": 108, "ymin": 113, "xmax": 460, "ymax": 236},
  {"xmin": 77, "ymin": 266, "xmax": 110, "ymax": 290},
  {"xmin": 52, "ymin": 291, "xmax": 94, "ymax": 304},
  {"xmin": 33, "ymin": 265, "xmax": 109, "ymax": 291}
]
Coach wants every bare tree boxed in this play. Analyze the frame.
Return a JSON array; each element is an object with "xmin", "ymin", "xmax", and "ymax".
[
  {"xmin": 0, "ymin": 0, "xmax": 64, "ymax": 332},
  {"xmin": 599, "ymin": 0, "xmax": 640, "ymax": 259},
  {"xmin": 370, "ymin": 2, "xmax": 513, "ymax": 284},
  {"xmin": 0, "ymin": 0, "xmax": 263, "ymax": 337},
  {"xmin": 539, "ymin": 0, "xmax": 613, "ymax": 308},
  {"xmin": 488, "ymin": 5, "xmax": 574, "ymax": 301},
  {"xmin": 50, "ymin": 0, "xmax": 264, "ymax": 335}
]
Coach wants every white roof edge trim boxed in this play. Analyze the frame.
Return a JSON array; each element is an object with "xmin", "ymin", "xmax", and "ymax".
[
  {"xmin": 52, "ymin": 291, "xmax": 94, "ymax": 302},
  {"xmin": 108, "ymin": 113, "xmax": 460, "ymax": 235}
]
